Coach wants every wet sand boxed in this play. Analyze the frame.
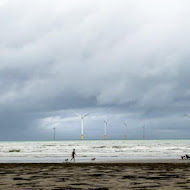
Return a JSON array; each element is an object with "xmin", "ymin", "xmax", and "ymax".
[{"xmin": 0, "ymin": 162, "xmax": 190, "ymax": 189}]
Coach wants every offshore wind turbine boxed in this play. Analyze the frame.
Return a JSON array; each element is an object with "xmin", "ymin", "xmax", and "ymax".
[
  {"xmin": 143, "ymin": 125, "xmax": 145, "ymax": 140},
  {"xmin": 74, "ymin": 112, "xmax": 89, "ymax": 140},
  {"xmin": 53, "ymin": 127, "xmax": 56, "ymax": 141},
  {"xmin": 104, "ymin": 119, "xmax": 108, "ymax": 140},
  {"xmin": 124, "ymin": 122, "xmax": 127, "ymax": 140}
]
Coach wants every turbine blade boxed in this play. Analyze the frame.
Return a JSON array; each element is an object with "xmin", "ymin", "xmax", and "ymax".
[
  {"xmin": 83, "ymin": 113, "xmax": 90, "ymax": 118},
  {"xmin": 74, "ymin": 112, "xmax": 81, "ymax": 117}
]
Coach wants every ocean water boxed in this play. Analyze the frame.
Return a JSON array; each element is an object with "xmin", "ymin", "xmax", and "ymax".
[{"xmin": 0, "ymin": 140, "xmax": 189, "ymax": 163}]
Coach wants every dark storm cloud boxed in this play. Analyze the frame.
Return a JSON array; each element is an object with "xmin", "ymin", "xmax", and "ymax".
[{"xmin": 0, "ymin": 0, "xmax": 190, "ymax": 140}]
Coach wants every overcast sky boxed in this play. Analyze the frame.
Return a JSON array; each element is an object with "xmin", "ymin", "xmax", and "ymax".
[{"xmin": 0, "ymin": 0, "xmax": 190, "ymax": 140}]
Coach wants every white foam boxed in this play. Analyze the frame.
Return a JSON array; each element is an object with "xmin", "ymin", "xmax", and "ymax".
[{"xmin": 0, "ymin": 140, "xmax": 189, "ymax": 163}]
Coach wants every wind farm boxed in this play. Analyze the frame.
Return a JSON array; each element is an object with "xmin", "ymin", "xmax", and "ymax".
[
  {"xmin": 73, "ymin": 112, "xmax": 130, "ymax": 140},
  {"xmin": 50, "ymin": 112, "xmax": 152, "ymax": 141},
  {"xmin": 67, "ymin": 112, "xmax": 132, "ymax": 140},
  {"xmin": 49, "ymin": 112, "xmax": 150, "ymax": 141}
]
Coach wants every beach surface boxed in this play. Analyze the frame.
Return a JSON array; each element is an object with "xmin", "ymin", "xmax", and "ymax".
[{"xmin": 0, "ymin": 162, "xmax": 190, "ymax": 189}]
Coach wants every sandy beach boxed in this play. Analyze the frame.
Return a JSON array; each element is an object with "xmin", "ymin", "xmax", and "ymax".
[{"xmin": 0, "ymin": 162, "xmax": 190, "ymax": 189}]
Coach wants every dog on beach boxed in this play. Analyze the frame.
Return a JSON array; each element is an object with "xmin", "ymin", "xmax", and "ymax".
[
  {"xmin": 91, "ymin": 158, "xmax": 96, "ymax": 161},
  {"xmin": 65, "ymin": 158, "xmax": 68, "ymax": 162},
  {"xmin": 181, "ymin": 155, "xmax": 190, "ymax": 160}
]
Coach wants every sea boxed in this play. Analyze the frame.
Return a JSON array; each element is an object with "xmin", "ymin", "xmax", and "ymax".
[{"xmin": 0, "ymin": 140, "xmax": 189, "ymax": 163}]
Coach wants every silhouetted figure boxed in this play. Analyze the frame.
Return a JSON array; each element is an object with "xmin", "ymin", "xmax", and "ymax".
[{"xmin": 70, "ymin": 149, "xmax": 76, "ymax": 162}]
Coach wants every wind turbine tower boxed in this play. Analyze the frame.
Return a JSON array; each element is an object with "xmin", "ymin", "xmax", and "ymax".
[
  {"xmin": 74, "ymin": 112, "xmax": 89, "ymax": 140},
  {"xmin": 53, "ymin": 127, "xmax": 56, "ymax": 141},
  {"xmin": 143, "ymin": 125, "xmax": 145, "ymax": 140},
  {"xmin": 124, "ymin": 122, "xmax": 127, "ymax": 140},
  {"xmin": 104, "ymin": 120, "xmax": 108, "ymax": 140}
]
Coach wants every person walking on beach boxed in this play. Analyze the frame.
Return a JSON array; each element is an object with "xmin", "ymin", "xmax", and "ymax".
[{"xmin": 70, "ymin": 149, "xmax": 76, "ymax": 162}]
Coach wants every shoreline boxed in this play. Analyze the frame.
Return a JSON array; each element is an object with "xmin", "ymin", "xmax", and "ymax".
[
  {"xmin": 0, "ymin": 160, "xmax": 190, "ymax": 165},
  {"xmin": 0, "ymin": 158, "xmax": 189, "ymax": 164},
  {"xmin": 1, "ymin": 161, "xmax": 190, "ymax": 166}
]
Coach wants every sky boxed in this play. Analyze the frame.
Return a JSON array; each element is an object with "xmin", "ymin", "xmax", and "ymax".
[{"xmin": 0, "ymin": 0, "xmax": 190, "ymax": 140}]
